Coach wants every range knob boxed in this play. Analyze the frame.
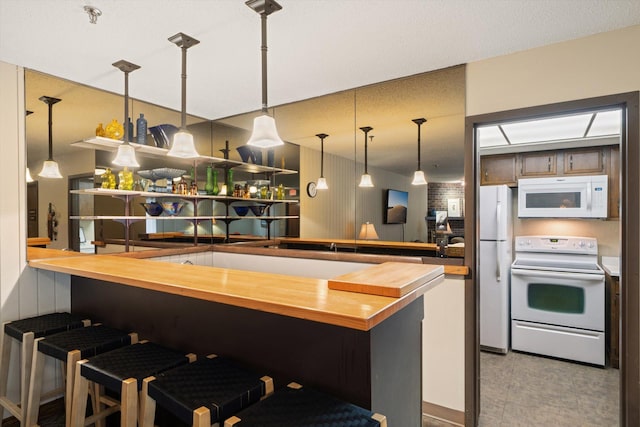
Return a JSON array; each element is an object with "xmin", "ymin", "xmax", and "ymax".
[
  {"xmin": 587, "ymin": 241, "xmax": 595, "ymax": 249},
  {"xmin": 578, "ymin": 240, "xmax": 586, "ymax": 248}
]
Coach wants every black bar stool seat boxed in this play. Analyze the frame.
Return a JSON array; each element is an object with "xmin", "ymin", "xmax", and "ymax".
[
  {"xmin": 26, "ymin": 324, "xmax": 137, "ymax": 426},
  {"xmin": 224, "ymin": 382, "xmax": 387, "ymax": 427},
  {"xmin": 141, "ymin": 355, "xmax": 274, "ymax": 427},
  {"xmin": 71, "ymin": 341, "xmax": 193, "ymax": 427},
  {"xmin": 0, "ymin": 312, "xmax": 89, "ymax": 424}
]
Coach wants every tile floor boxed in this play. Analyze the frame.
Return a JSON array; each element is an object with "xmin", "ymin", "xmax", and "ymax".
[{"xmin": 478, "ymin": 350, "xmax": 619, "ymax": 427}]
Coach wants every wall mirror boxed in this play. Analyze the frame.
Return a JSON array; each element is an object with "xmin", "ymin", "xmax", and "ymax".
[{"xmin": 25, "ymin": 64, "xmax": 465, "ymax": 252}]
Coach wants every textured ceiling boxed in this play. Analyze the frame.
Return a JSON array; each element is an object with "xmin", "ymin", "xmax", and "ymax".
[{"xmin": 3, "ymin": 0, "xmax": 640, "ymax": 180}]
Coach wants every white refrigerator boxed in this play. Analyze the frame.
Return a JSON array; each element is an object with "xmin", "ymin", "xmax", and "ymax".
[{"xmin": 479, "ymin": 185, "xmax": 513, "ymax": 353}]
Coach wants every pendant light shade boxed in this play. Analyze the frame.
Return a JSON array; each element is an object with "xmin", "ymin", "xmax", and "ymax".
[
  {"xmin": 246, "ymin": 0, "xmax": 285, "ymax": 148},
  {"xmin": 26, "ymin": 167, "xmax": 34, "ymax": 183},
  {"xmin": 411, "ymin": 117, "xmax": 428, "ymax": 185},
  {"xmin": 316, "ymin": 133, "xmax": 328, "ymax": 190},
  {"xmin": 112, "ymin": 60, "xmax": 141, "ymax": 168},
  {"xmin": 246, "ymin": 115, "xmax": 284, "ymax": 148},
  {"xmin": 359, "ymin": 127, "xmax": 374, "ymax": 188},
  {"xmin": 38, "ymin": 96, "xmax": 63, "ymax": 179},
  {"xmin": 168, "ymin": 32, "xmax": 200, "ymax": 158}
]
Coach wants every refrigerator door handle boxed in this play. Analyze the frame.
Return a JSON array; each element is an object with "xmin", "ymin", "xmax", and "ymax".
[{"xmin": 496, "ymin": 200, "xmax": 501, "ymax": 281}]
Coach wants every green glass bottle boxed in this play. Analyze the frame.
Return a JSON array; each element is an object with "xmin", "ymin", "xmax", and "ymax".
[{"xmin": 205, "ymin": 166, "xmax": 215, "ymax": 195}]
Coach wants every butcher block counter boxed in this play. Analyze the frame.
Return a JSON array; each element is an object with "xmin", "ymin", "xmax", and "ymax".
[{"xmin": 28, "ymin": 251, "xmax": 444, "ymax": 426}]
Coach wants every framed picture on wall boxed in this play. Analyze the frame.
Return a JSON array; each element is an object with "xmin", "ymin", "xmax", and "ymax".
[{"xmin": 448, "ymin": 198, "xmax": 461, "ymax": 218}]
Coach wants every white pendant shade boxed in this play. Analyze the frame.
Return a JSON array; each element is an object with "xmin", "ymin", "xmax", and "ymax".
[
  {"xmin": 167, "ymin": 130, "xmax": 199, "ymax": 158},
  {"xmin": 359, "ymin": 173, "xmax": 374, "ymax": 188},
  {"xmin": 247, "ymin": 115, "xmax": 285, "ymax": 148},
  {"xmin": 411, "ymin": 170, "xmax": 427, "ymax": 185},
  {"xmin": 358, "ymin": 222, "xmax": 379, "ymax": 240},
  {"xmin": 112, "ymin": 143, "xmax": 140, "ymax": 167},
  {"xmin": 26, "ymin": 167, "xmax": 34, "ymax": 182},
  {"xmin": 316, "ymin": 177, "xmax": 328, "ymax": 190},
  {"xmin": 38, "ymin": 160, "xmax": 63, "ymax": 179}
]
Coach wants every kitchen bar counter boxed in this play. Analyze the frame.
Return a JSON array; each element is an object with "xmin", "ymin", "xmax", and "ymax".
[
  {"xmin": 28, "ymin": 249, "xmax": 444, "ymax": 425},
  {"xmin": 29, "ymin": 254, "xmax": 442, "ymax": 331}
]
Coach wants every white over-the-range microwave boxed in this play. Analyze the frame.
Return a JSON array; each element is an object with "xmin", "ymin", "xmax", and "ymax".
[{"xmin": 518, "ymin": 175, "xmax": 608, "ymax": 218}]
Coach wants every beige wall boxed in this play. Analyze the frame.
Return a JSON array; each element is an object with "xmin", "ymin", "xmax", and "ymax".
[{"xmin": 467, "ymin": 25, "xmax": 640, "ymax": 116}]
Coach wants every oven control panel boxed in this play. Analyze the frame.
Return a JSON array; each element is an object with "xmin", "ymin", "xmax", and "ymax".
[{"xmin": 515, "ymin": 236, "xmax": 597, "ymax": 254}]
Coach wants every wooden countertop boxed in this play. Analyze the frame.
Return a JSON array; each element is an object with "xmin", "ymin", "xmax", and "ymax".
[
  {"xmin": 29, "ymin": 254, "xmax": 444, "ymax": 331},
  {"xmin": 279, "ymin": 237, "xmax": 465, "ymax": 258},
  {"xmin": 27, "ymin": 247, "xmax": 89, "ymax": 261},
  {"xmin": 27, "ymin": 237, "xmax": 51, "ymax": 247}
]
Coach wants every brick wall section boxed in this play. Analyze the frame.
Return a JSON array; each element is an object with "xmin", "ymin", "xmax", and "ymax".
[{"xmin": 426, "ymin": 183, "xmax": 465, "ymax": 242}]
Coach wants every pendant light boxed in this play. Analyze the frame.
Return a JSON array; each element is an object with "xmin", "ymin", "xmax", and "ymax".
[
  {"xmin": 112, "ymin": 60, "xmax": 141, "ymax": 167},
  {"xmin": 26, "ymin": 168, "xmax": 34, "ymax": 183},
  {"xmin": 316, "ymin": 133, "xmax": 328, "ymax": 190},
  {"xmin": 38, "ymin": 96, "xmax": 63, "ymax": 178},
  {"xmin": 411, "ymin": 117, "xmax": 428, "ymax": 185},
  {"xmin": 246, "ymin": 0, "xmax": 285, "ymax": 148},
  {"xmin": 167, "ymin": 32, "xmax": 200, "ymax": 158},
  {"xmin": 359, "ymin": 126, "xmax": 374, "ymax": 188}
]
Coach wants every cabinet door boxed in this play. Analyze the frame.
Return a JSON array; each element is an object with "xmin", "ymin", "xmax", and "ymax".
[
  {"xmin": 480, "ymin": 155, "xmax": 517, "ymax": 186},
  {"xmin": 608, "ymin": 146, "xmax": 620, "ymax": 218},
  {"xmin": 520, "ymin": 152, "xmax": 556, "ymax": 176},
  {"xmin": 564, "ymin": 147, "xmax": 604, "ymax": 174}
]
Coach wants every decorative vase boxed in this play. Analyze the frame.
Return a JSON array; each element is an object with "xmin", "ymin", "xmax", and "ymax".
[
  {"xmin": 126, "ymin": 117, "xmax": 134, "ymax": 142},
  {"xmin": 205, "ymin": 166, "xmax": 214, "ymax": 195},
  {"xmin": 136, "ymin": 113, "xmax": 147, "ymax": 145},
  {"xmin": 105, "ymin": 119, "xmax": 124, "ymax": 140},
  {"xmin": 226, "ymin": 169, "xmax": 233, "ymax": 191}
]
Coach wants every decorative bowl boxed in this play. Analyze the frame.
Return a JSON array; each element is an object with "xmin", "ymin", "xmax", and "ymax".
[
  {"xmin": 140, "ymin": 202, "xmax": 164, "ymax": 216},
  {"xmin": 233, "ymin": 206, "xmax": 249, "ymax": 216},
  {"xmin": 161, "ymin": 202, "xmax": 185, "ymax": 216},
  {"xmin": 249, "ymin": 204, "xmax": 268, "ymax": 216},
  {"xmin": 149, "ymin": 124, "xmax": 179, "ymax": 148}
]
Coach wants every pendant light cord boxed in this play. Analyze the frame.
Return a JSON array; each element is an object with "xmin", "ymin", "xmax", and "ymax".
[
  {"xmin": 181, "ymin": 44, "xmax": 188, "ymax": 129},
  {"xmin": 261, "ymin": 13, "xmax": 269, "ymax": 113}
]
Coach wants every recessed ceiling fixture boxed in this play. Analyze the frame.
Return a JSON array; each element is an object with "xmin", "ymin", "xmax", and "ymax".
[
  {"xmin": 83, "ymin": 5, "xmax": 102, "ymax": 24},
  {"xmin": 112, "ymin": 60, "xmax": 141, "ymax": 168},
  {"xmin": 359, "ymin": 127, "xmax": 374, "ymax": 188},
  {"xmin": 38, "ymin": 96, "xmax": 63, "ymax": 179},
  {"xmin": 245, "ymin": 0, "xmax": 285, "ymax": 148},
  {"xmin": 167, "ymin": 32, "xmax": 200, "ymax": 158},
  {"xmin": 411, "ymin": 117, "xmax": 428, "ymax": 185},
  {"xmin": 316, "ymin": 133, "xmax": 328, "ymax": 190}
]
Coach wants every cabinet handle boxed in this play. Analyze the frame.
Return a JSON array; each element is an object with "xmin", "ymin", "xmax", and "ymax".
[
  {"xmin": 549, "ymin": 157, "xmax": 552, "ymax": 172},
  {"xmin": 484, "ymin": 169, "xmax": 488, "ymax": 179}
]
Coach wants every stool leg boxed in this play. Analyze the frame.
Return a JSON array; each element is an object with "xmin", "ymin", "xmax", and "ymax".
[
  {"xmin": 70, "ymin": 360, "xmax": 89, "ymax": 427},
  {"xmin": 21, "ymin": 331, "xmax": 36, "ymax": 422},
  {"xmin": 140, "ymin": 377, "xmax": 156, "ymax": 427},
  {"xmin": 0, "ymin": 325, "xmax": 12, "ymax": 400},
  {"xmin": 193, "ymin": 406, "xmax": 211, "ymax": 427},
  {"xmin": 65, "ymin": 350, "xmax": 81, "ymax": 427},
  {"xmin": 25, "ymin": 338, "xmax": 46, "ymax": 426},
  {"xmin": 121, "ymin": 378, "xmax": 137, "ymax": 427}
]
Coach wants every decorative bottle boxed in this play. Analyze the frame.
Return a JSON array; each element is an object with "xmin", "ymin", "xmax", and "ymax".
[
  {"xmin": 105, "ymin": 119, "xmax": 124, "ymax": 140},
  {"xmin": 95, "ymin": 122, "xmax": 106, "ymax": 137},
  {"xmin": 126, "ymin": 117, "xmax": 134, "ymax": 142},
  {"xmin": 212, "ymin": 170, "xmax": 219, "ymax": 195},
  {"xmin": 136, "ymin": 113, "xmax": 147, "ymax": 145}
]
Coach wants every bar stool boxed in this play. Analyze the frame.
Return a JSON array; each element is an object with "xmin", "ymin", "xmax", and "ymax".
[
  {"xmin": 140, "ymin": 355, "xmax": 274, "ymax": 427},
  {"xmin": 25, "ymin": 324, "xmax": 138, "ymax": 427},
  {"xmin": 0, "ymin": 312, "xmax": 89, "ymax": 425},
  {"xmin": 224, "ymin": 382, "xmax": 387, "ymax": 427},
  {"xmin": 70, "ymin": 341, "xmax": 193, "ymax": 427}
]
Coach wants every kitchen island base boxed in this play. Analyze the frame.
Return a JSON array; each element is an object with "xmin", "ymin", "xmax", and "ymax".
[{"xmin": 71, "ymin": 276, "xmax": 424, "ymax": 426}]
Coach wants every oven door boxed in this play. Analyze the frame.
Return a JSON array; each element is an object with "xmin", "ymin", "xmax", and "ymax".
[{"xmin": 511, "ymin": 268, "xmax": 604, "ymax": 331}]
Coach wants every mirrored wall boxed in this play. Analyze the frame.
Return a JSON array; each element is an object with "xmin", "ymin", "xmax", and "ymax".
[{"xmin": 25, "ymin": 65, "xmax": 466, "ymax": 252}]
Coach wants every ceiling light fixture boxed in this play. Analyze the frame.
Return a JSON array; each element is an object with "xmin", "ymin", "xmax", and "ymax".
[
  {"xmin": 316, "ymin": 133, "xmax": 329, "ymax": 190},
  {"xmin": 38, "ymin": 96, "xmax": 63, "ymax": 179},
  {"xmin": 112, "ymin": 60, "xmax": 141, "ymax": 168},
  {"xmin": 411, "ymin": 117, "xmax": 428, "ymax": 185},
  {"xmin": 245, "ymin": 0, "xmax": 285, "ymax": 148},
  {"xmin": 359, "ymin": 127, "xmax": 374, "ymax": 188},
  {"xmin": 167, "ymin": 32, "xmax": 200, "ymax": 158}
]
